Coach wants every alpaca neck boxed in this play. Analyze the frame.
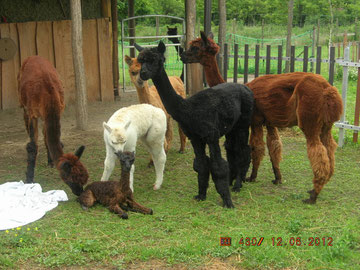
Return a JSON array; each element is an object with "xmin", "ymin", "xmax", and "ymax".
[
  {"xmin": 120, "ymin": 169, "xmax": 131, "ymax": 193},
  {"xmin": 151, "ymin": 68, "xmax": 186, "ymax": 120},
  {"xmin": 135, "ymin": 81, "xmax": 151, "ymax": 104},
  {"xmin": 45, "ymin": 108, "xmax": 64, "ymax": 164},
  {"xmin": 204, "ymin": 56, "xmax": 225, "ymax": 87}
]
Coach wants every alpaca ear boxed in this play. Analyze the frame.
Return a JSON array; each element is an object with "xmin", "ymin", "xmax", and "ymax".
[
  {"xmin": 200, "ymin": 31, "xmax": 208, "ymax": 46},
  {"xmin": 124, "ymin": 121, "xmax": 131, "ymax": 130},
  {"xmin": 208, "ymin": 32, "xmax": 214, "ymax": 40},
  {"xmin": 75, "ymin": 145, "xmax": 85, "ymax": 159},
  {"xmin": 134, "ymin": 43, "xmax": 144, "ymax": 52},
  {"xmin": 103, "ymin": 122, "xmax": 112, "ymax": 133},
  {"xmin": 158, "ymin": 41, "xmax": 166, "ymax": 53},
  {"xmin": 125, "ymin": 55, "xmax": 133, "ymax": 66},
  {"xmin": 60, "ymin": 161, "xmax": 72, "ymax": 176}
]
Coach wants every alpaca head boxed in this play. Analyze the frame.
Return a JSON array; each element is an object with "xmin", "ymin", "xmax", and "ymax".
[
  {"xmin": 116, "ymin": 151, "xmax": 135, "ymax": 172},
  {"xmin": 180, "ymin": 31, "xmax": 219, "ymax": 65},
  {"xmin": 135, "ymin": 41, "xmax": 166, "ymax": 81},
  {"xmin": 103, "ymin": 121, "xmax": 131, "ymax": 155},
  {"xmin": 57, "ymin": 146, "xmax": 88, "ymax": 196},
  {"xmin": 125, "ymin": 55, "xmax": 146, "ymax": 88},
  {"xmin": 167, "ymin": 26, "xmax": 178, "ymax": 36}
]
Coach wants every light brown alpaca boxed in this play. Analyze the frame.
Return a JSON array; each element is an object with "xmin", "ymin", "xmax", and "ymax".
[
  {"xmin": 125, "ymin": 55, "xmax": 187, "ymax": 153},
  {"xmin": 181, "ymin": 31, "xmax": 343, "ymax": 204},
  {"xmin": 18, "ymin": 56, "xmax": 89, "ymax": 196}
]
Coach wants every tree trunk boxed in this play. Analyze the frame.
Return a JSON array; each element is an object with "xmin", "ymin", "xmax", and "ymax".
[
  {"xmin": 285, "ymin": 0, "xmax": 294, "ymax": 73},
  {"xmin": 185, "ymin": 0, "xmax": 203, "ymax": 96},
  {"xmin": 111, "ymin": 0, "xmax": 119, "ymax": 95},
  {"xmin": 218, "ymin": 0, "xmax": 226, "ymax": 77},
  {"xmin": 70, "ymin": 0, "xmax": 88, "ymax": 130}
]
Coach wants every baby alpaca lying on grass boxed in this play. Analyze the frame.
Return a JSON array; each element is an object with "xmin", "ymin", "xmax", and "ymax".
[
  {"xmin": 79, "ymin": 151, "xmax": 153, "ymax": 219},
  {"xmin": 101, "ymin": 104, "xmax": 167, "ymax": 191}
]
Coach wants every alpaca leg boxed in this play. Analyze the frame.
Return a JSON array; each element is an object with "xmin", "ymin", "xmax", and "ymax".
[
  {"xmin": 266, "ymin": 126, "xmax": 283, "ymax": 184},
  {"xmin": 78, "ymin": 189, "xmax": 96, "ymax": 210},
  {"xmin": 109, "ymin": 204, "xmax": 128, "ymax": 219},
  {"xmin": 25, "ymin": 118, "xmax": 39, "ymax": 183},
  {"xmin": 126, "ymin": 197, "xmax": 153, "ymax": 215},
  {"xmin": 303, "ymin": 132, "xmax": 331, "ymax": 204},
  {"xmin": 320, "ymin": 124, "xmax": 337, "ymax": 179},
  {"xmin": 247, "ymin": 125, "xmax": 265, "ymax": 182},
  {"xmin": 191, "ymin": 139, "xmax": 210, "ymax": 201},
  {"xmin": 178, "ymin": 123, "xmax": 187, "ymax": 153},
  {"xmin": 164, "ymin": 116, "xmax": 173, "ymax": 153},
  {"xmin": 129, "ymin": 164, "xmax": 135, "ymax": 192},
  {"xmin": 101, "ymin": 144, "xmax": 117, "ymax": 181},
  {"xmin": 148, "ymin": 144, "xmax": 166, "ymax": 190},
  {"xmin": 208, "ymin": 140, "xmax": 234, "ymax": 208},
  {"xmin": 42, "ymin": 125, "xmax": 54, "ymax": 168}
]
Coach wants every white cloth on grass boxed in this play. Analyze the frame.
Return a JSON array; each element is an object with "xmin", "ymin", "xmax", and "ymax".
[{"xmin": 0, "ymin": 181, "xmax": 68, "ymax": 230}]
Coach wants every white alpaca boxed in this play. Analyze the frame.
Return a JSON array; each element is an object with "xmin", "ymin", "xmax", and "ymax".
[{"xmin": 101, "ymin": 104, "xmax": 167, "ymax": 191}]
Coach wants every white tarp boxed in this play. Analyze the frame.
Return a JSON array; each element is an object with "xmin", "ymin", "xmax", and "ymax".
[{"xmin": 0, "ymin": 181, "xmax": 68, "ymax": 230}]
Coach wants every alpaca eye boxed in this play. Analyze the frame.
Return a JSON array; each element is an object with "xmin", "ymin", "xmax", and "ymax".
[
  {"xmin": 112, "ymin": 141, "xmax": 119, "ymax": 145},
  {"xmin": 131, "ymin": 72, "xmax": 138, "ymax": 76}
]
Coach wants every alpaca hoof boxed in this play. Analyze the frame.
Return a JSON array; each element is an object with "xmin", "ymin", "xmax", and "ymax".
[
  {"xmin": 272, "ymin": 179, "xmax": 282, "ymax": 185},
  {"xmin": 147, "ymin": 161, "xmax": 154, "ymax": 168},
  {"xmin": 245, "ymin": 177, "xmax": 255, "ymax": 182},
  {"xmin": 231, "ymin": 186, "xmax": 241, "ymax": 192},
  {"xmin": 153, "ymin": 184, "xmax": 161, "ymax": 190},
  {"xmin": 48, "ymin": 162, "xmax": 54, "ymax": 168},
  {"xmin": 121, "ymin": 213, "xmax": 129, "ymax": 219},
  {"xmin": 149, "ymin": 209, "xmax": 153, "ymax": 215},
  {"xmin": 302, "ymin": 198, "xmax": 316, "ymax": 204},
  {"xmin": 178, "ymin": 149, "xmax": 184, "ymax": 154},
  {"xmin": 81, "ymin": 205, "xmax": 89, "ymax": 211},
  {"xmin": 223, "ymin": 199, "xmax": 235, "ymax": 209},
  {"xmin": 194, "ymin": 194, "xmax": 206, "ymax": 201}
]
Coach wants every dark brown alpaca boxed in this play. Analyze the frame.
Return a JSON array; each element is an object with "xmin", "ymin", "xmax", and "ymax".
[
  {"xmin": 78, "ymin": 151, "xmax": 153, "ymax": 219},
  {"xmin": 181, "ymin": 32, "xmax": 343, "ymax": 204},
  {"xmin": 18, "ymin": 56, "xmax": 89, "ymax": 196}
]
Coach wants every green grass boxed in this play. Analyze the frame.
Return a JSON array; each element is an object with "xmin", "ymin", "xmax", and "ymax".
[{"xmin": 1, "ymin": 115, "xmax": 360, "ymax": 269}]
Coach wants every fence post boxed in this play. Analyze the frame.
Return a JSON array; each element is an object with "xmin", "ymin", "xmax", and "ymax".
[
  {"xmin": 328, "ymin": 46, "xmax": 335, "ymax": 85},
  {"xmin": 255, "ymin": 44, "xmax": 260, "ymax": 78},
  {"xmin": 338, "ymin": 47, "xmax": 350, "ymax": 147},
  {"xmin": 223, "ymin": 43, "xmax": 228, "ymax": 82},
  {"xmin": 316, "ymin": 46, "xmax": 322, "ymax": 74},
  {"xmin": 244, "ymin": 44, "xmax": 249, "ymax": 83},
  {"xmin": 290, "ymin": 45, "xmax": 295, "ymax": 72},
  {"xmin": 303, "ymin": 46, "xmax": 308, "ymax": 72},
  {"xmin": 278, "ymin": 45, "xmax": 282, "ymax": 74},
  {"xmin": 311, "ymin": 26, "xmax": 315, "ymax": 72},
  {"xmin": 266, "ymin": 45, "xmax": 271, "ymax": 74},
  {"xmin": 233, "ymin": 43, "xmax": 238, "ymax": 83},
  {"xmin": 353, "ymin": 45, "xmax": 360, "ymax": 143}
]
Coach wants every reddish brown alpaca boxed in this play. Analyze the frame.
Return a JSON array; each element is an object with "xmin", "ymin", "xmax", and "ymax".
[
  {"xmin": 181, "ymin": 32, "xmax": 343, "ymax": 204},
  {"xmin": 79, "ymin": 151, "xmax": 153, "ymax": 219},
  {"xmin": 125, "ymin": 55, "xmax": 187, "ymax": 153},
  {"xmin": 18, "ymin": 56, "xmax": 89, "ymax": 196}
]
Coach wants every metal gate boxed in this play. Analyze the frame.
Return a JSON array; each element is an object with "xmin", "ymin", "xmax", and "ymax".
[{"xmin": 121, "ymin": 15, "xmax": 186, "ymax": 92}]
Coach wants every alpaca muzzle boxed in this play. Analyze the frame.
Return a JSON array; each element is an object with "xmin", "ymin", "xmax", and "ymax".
[{"xmin": 66, "ymin": 182, "xmax": 84, "ymax": 196}]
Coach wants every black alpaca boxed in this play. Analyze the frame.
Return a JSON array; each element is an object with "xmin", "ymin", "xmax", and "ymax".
[
  {"xmin": 167, "ymin": 26, "xmax": 184, "ymax": 82},
  {"xmin": 135, "ymin": 42, "xmax": 254, "ymax": 208}
]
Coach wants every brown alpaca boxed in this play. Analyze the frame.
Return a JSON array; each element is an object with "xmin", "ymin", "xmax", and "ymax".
[
  {"xmin": 181, "ymin": 32, "xmax": 343, "ymax": 204},
  {"xmin": 18, "ymin": 56, "xmax": 89, "ymax": 196},
  {"xmin": 125, "ymin": 55, "xmax": 187, "ymax": 153},
  {"xmin": 78, "ymin": 151, "xmax": 153, "ymax": 219}
]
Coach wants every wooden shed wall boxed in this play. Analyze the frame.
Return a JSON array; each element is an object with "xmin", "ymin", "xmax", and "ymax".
[{"xmin": 0, "ymin": 18, "xmax": 113, "ymax": 110}]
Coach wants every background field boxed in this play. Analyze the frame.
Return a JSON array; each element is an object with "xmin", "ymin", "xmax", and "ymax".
[{"xmin": 0, "ymin": 89, "xmax": 359, "ymax": 269}]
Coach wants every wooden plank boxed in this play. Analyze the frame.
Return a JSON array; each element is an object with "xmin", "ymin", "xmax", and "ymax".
[
  {"xmin": 290, "ymin": 45, "xmax": 295, "ymax": 72},
  {"xmin": 266, "ymin": 45, "xmax": 271, "ymax": 74},
  {"xmin": 244, "ymin": 44, "xmax": 248, "ymax": 83},
  {"xmin": 82, "ymin": 19, "xmax": 100, "ymax": 102},
  {"xmin": 53, "ymin": 20, "xmax": 76, "ymax": 104},
  {"xmin": 0, "ymin": 23, "xmax": 20, "ymax": 109},
  {"xmin": 316, "ymin": 46, "xmax": 322, "ymax": 74},
  {"xmin": 97, "ymin": 18, "xmax": 114, "ymax": 101},
  {"xmin": 17, "ymin": 22, "xmax": 37, "ymax": 64},
  {"xmin": 223, "ymin": 43, "xmax": 228, "ymax": 82},
  {"xmin": 36, "ymin": 21, "xmax": 55, "ymax": 66},
  {"xmin": 255, "ymin": 44, "xmax": 259, "ymax": 78},
  {"xmin": 277, "ymin": 45, "xmax": 282, "ymax": 74},
  {"xmin": 233, "ymin": 43, "xmax": 238, "ymax": 83},
  {"xmin": 303, "ymin": 46, "xmax": 308, "ymax": 72},
  {"xmin": 328, "ymin": 46, "xmax": 335, "ymax": 85}
]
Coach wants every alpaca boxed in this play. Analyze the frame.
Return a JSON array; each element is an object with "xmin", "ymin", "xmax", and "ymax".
[
  {"xmin": 181, "ymin": 32, "xmax": 343, "ymax": 204},
  {"xmin": 135, "ymin": 41, "xmax": 254, "ymax": 208},
  {"xmin": 101, "ymin": 104, "xmax": 167, "ymax": 191},
  {"xmin": 18, "ymin": 56, "xmax": 89, "ymax": 196},
  {"xmin": 125, "ymin": 55, "xmax": 187, "ymax": 154},
  {"xmin": 79, "ymin": 151, "xmax": 153, "ymax": 219},
  {"xmin": 167, "ymin": 26, "xmax": 184, "ymax": 82}
]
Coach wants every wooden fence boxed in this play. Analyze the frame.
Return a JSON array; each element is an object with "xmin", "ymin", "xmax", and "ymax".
[{"xmin": 0, "ymin": 18, "xmax": 114, "ymax": 110}]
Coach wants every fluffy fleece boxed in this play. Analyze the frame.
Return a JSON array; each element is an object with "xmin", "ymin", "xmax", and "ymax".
[{"xmin": 101, "ymin": 104, "xmax": 167, "ymax": 191}]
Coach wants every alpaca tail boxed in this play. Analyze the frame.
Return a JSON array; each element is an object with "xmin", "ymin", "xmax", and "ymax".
[
  {"xmin": 323, "ymin": 85, "xmax": 343, "ymax": 124},
  {"xmin": 44, "ymin": 102, "xmax": 63, "ymax": 163}
]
